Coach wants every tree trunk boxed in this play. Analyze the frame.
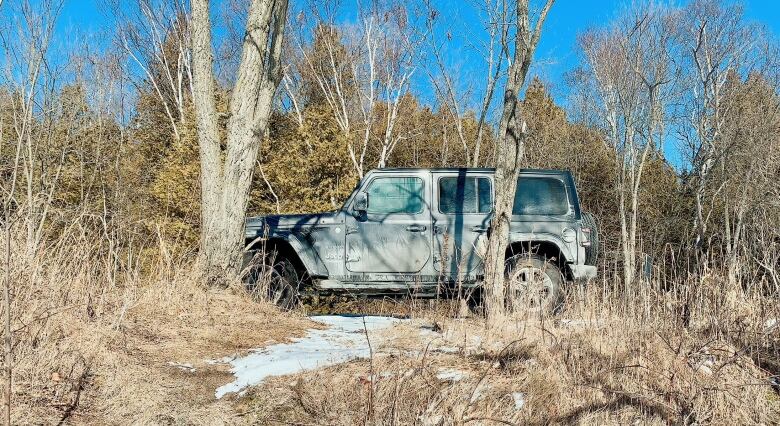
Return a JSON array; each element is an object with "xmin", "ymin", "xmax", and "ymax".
[
  {"xmin": 3, "ymin": 221, "xmax": 11, "ymax": 426},
  {"xmin": 483, "ymin": 0, "xmax": 554, "ymax": 328},
  {"xmin": 191, "ymin": 0, "xmax": 289, "ymax": 285}
]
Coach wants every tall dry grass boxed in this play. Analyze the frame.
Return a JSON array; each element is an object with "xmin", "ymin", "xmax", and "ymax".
[
  {"xmin": 243, "ymin": 267, "xmax": 780, "ymax": 425},
  {"xmin": 3, "ymin": 216, "xmax": 778, "ymax": 424},
  {"xmin": 1, "ymin": 218, "xmax": 312, "ymax": 424}
]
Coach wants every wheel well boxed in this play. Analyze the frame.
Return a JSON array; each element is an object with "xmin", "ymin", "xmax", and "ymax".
[
  {"xmin": 506, "ymin": 240, "xmax": 571, "ymax": 280},
  {"xmin": 245, "ymin": 238, "xmax": 310, "ymax": 283}
]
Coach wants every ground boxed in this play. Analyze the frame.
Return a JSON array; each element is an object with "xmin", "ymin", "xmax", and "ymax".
[{"xmin": 14, "ymin": 274, "xmax": 780, "ymax": 425}]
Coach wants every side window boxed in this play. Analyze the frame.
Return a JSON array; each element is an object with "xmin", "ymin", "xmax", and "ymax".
[
  {"xmin": 365, "ymin": 177, "xmax": 424, "ymax": 214},
  {"xmin": 512, "ymin": 177, "xmax": 569, "ymax": 215},
  {"xmin": 439, "ymin": 177, "xmax": 492, "ymax": 214}
]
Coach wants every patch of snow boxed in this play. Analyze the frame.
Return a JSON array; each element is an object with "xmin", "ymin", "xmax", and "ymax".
[
  {"xmin": 512, "ymin": 392, "xmax": 525, "ymax": 410},
  {"xmin": 436, "ymin": 368, "xmax": 468, "ymax": 382},
  {"xmin": 167, "ymin": 362, "xmax": 196, "ymax": 373},
  {"xmin": 206, "ymin": 355, "xmax": 236, "ymax": 365},
  {"xmin": 469, "ymin": 382, "xmax": 488, "ymax": 403},
  {"xmin": 214, "ymin": 315, "xmax": 404, "ymax": 398},
  {"xmin": 560, "ymin": 318, "xmax": 605, "ymax": 327},
  {"xmin": 765, "ymin": 318, "xmax": 778, "ymax": 331},
  {"xmin": 418, "ymin": 413, "xmax": 443, "ymax": 426},
  {"xmin": 434, "ymin": 346, "xmax": 460, "ymax": 354}
]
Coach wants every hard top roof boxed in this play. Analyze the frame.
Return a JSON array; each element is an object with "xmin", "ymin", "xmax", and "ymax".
[{"xmin": 370, "ymin": 167, "xmax": 570, "ymax": 175}]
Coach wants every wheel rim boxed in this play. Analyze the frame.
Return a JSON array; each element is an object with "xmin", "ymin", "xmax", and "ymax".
[{"xmin": 507, "ymin": 265, "xmax": 554, "ymax": 310}]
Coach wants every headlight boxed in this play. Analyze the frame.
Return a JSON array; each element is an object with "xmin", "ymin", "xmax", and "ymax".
[{"xmin": 562, "ymin": 227, "xmax": 576, "ymax": 243}]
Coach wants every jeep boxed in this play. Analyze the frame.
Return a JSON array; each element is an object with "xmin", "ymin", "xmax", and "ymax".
[{"xmin": 244, "ymin": 168, "xmax": 599, "ymax": 312}]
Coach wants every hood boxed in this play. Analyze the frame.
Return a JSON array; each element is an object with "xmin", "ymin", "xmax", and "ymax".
[{"xmin": 245, "ymin": 212, "xmax": 341, "ymax": 235}]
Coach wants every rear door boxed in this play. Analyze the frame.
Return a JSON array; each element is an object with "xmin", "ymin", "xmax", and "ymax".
[
  {"xmin": 344, "ymin": 172, "xmax": 432, "ymax": 275},
  {"xmin": 431, "ymin": 171, "xmax": 493, "ymax": 279}
]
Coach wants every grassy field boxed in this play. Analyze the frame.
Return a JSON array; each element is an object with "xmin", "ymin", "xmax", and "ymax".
[{"xmin": 4, "ymin": 226, "xmax": 779, "ymax": 425}]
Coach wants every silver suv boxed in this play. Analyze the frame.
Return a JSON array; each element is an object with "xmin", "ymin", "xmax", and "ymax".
[{"xmin": 244, "ymin": 168, "xmax": 598, "ymax": 311}]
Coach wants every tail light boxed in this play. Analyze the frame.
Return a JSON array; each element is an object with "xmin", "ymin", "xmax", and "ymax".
[{"xmin": 581, "ymin": 227, "xmax": 592, "ymax": 247}]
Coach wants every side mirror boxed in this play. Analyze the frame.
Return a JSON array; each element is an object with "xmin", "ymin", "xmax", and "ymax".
[{"xmin": 353, "ymin": 192, "xmax": 368, "ymax": 213}]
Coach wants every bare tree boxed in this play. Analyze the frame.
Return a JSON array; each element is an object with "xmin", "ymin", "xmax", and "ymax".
[
  {"xmin": 294, "ymin": 1, "xmax": 418, "ymax": 177},
  {"xmin": 578, "ymin": 4, "xmax": 677, "ymax": 288},
  {"xmin": 482, "ymin": 0, "xmax": 553, "ymax": 327},
  {"xmin": 108, "ymin": 0, "xmax": 192, "ymax": 141},
  {"xmin": 191, "ymin": 0, "xmax": 289, "ymax": 282},
  {"xmin": 0, "ymin": 0, "xmax": 63, "ymax": 421},
  {"xmin": 424, "ymin": 0, "xmax": 511, "ymax": 167},
  {"xmin": 677, "ymin": 0, "xmax": 756, "ymax": 282}
]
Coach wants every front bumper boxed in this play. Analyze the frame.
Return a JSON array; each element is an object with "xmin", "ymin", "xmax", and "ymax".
[{"xmin": 570, "ymin": 264, "xmax": 597, "ymax": 281}]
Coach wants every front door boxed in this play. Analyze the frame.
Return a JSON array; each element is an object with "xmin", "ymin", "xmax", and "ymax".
[
  {"xmin": 431, "ymin": 171, "xmax": 493, "ymax": 280},
  {"xmin": 345, "ymin": 174, "xmax": 432, "ymax": 277}
]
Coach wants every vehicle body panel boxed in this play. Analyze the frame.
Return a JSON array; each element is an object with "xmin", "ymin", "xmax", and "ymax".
[
  {"xmin": 245, "ymin": 167, "xmax": 596, "ymax": 293},
  {"xmin": 344, "ymin": 170, "xmax": 433, "ymax": 276},
  {"xmin": 430, "ymin": 170, "xmax": 493, "ymax": 281}
]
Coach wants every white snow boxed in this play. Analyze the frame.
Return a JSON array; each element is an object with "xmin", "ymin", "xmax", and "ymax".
[
  {"xmin": 470, "ymin": 382, "xmax": 488, "ymax": 403},
  {"xmin": 206, "ymin": 355, "xmax": 236, "ymax": 365},
  {"xmin": 436, "ymin": 368, "xmax": 468, "ymax": 382},
  {"xmin": 214, "ymin": 315, "xmax": 404, "ymax": 398},
  {"xmin": 560, "ymin": 318, "xmax": 605, "ymax": 327},
  {"xmin": 765, "ymin": 318, "xmax": 778, "ymax": 331},
  {"xmin": 434, "ymin": 346, "xmax": 460, "ymax": 354},
  {"xmin": 512, "ymin": 392, "xmax": 526, "ymax": 410},
  {"xmin": 167, "ymin": 362, "xmax": 196, "ymax": 373}
]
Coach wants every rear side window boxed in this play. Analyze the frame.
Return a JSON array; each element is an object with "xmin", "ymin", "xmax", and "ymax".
[
  {"xmin": 513, "ymin": 177, "xmax": 569, "ymax": 216},
  {"xmin": 439, "ymin": 177, "xmax": 492, "ymax": 214},
  {"xmin": 366, "ymin": 177, "xmax": 424, "ymax": 214}
]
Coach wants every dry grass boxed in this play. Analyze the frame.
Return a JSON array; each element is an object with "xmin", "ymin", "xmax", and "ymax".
[
  {"xmin": 3, "ymin": 224, "xmax": 313, "ymax": 425},
  {"xmin": 240, "ymin": 279, "xmax": 780, "ymax": 425},
  {"xmin": 4, "ymin": 221, "xmax": 779, "ymax": 425}
]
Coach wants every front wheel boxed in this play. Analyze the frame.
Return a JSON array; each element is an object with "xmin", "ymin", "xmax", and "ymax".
[
  {"xmin": 244, "ymin": 255, "xmax": 300, "ymax": 310},
  {"xmin": 505, "ymin": 254, "xmax": 564, "ymax": 315}
]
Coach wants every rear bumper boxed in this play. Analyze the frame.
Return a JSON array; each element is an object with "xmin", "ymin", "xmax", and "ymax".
[{"xmin": 570, "ymin": 264, "xmax": 597, "ymax": 281}]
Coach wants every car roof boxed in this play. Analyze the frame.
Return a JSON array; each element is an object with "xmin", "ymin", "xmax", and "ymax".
[{"xmin": 370, "ymin": 167, "xmax": 570, "ymax": 175}]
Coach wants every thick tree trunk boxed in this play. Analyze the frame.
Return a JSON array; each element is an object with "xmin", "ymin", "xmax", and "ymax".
[
  {"xmin": 482, "ymin": 105, "xmax": 525, "ymax": 324},
  {"xmin": 483, "ymin": 0, "xmax": 554, "ymax": 328},
  {"xmin": 191, "ymin": 0, "xmax": 289, "ymax": 284}
]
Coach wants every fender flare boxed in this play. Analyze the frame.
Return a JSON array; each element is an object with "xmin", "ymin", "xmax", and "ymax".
[
  {"xmin": 246, "ymin": 231, "xmax": 329, "ymax": 278},
  {"xmin": 507, "ymin": 232, "xmax": 574, "ymax": 263}
]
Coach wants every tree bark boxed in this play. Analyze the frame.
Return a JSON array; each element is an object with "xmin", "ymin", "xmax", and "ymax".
[
  {"xmin": 191, "ymin": 0, "xmax": 289, "ymax": 284},
  {"xmin": 483, "ymin": 0, "xmax": 554, "ymax": 328},
  {"xmin": 2, "ymin": 222, "xmax": 9, "ymax": 426}
]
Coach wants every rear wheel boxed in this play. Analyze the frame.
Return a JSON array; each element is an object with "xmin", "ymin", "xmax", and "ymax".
[
  {"xmin": 244, "ymin": 254, "xmax": 300, "ymax": 310},
  {"xmin": 505, "ymin": 254, "xmax": 564, "ymax": 315}
]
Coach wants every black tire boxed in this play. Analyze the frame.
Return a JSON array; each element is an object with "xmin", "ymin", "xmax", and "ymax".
[
  {"xmin": 244, "ymin": 254, "xmax": 300, "ymax": 310},
  {"xmin": 581, "ymin": 212, "xmax": 600, "ymax": 266},
  {"xmin": 505, "ymin": 254, "xmax": 564, "ymax": 315}
]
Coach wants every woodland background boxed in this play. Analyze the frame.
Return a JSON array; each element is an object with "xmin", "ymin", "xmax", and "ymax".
[
  {"xmin": 4, "ymin": 0, "xmax": 779, "ymax": 285},
  {"xmin": 1, "ymin": 0, "xmax": 780, "ymax": 423}
]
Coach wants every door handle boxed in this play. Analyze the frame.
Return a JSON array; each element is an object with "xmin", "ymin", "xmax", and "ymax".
[
  {"xmin": 406, "ymin": 224, "xmax": 427, "ymax": 232},
  {"xmin": 470, "ymin": 226, "xmax": 488, "ymax": 233}
]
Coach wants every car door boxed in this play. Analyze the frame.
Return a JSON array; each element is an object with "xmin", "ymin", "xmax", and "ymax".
[
  {"xmin": 431, "ymin": 171, "xmax": 493, "ymax": 279},
  {"xmin": 344, "ymin": 173, "xmax": 432, "ymax": 275}
]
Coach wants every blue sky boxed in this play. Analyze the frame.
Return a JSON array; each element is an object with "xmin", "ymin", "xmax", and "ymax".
[
  {"xmin": 57, "ymin": 0, "xmax": 780, "ymax": 99},
  {"xmin": 53, "ymin": 0, "xmax": 780, "ymax": 168},
  {"xmin": 419, "ymin": 0, "xmax": 780, "ymax": 98}
]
